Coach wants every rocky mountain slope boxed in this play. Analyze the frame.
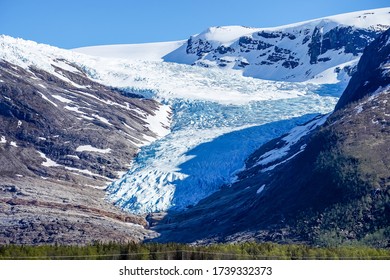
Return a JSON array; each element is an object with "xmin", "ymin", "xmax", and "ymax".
[
  {"xmin": 153, "ymin": 28, "xmax": 390, "ymax": 248},
  {"xmin": 0, "ymin": 40, "xmax": 171, "ymax": 244},
  {"xmin": 164, "ymin": 8, "xmax": 390, "ymax": 82}
]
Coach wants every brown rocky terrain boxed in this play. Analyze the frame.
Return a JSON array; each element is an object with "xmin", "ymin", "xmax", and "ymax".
[{"xmin": 0, "ymin": 58, "xmax": 169, "ymax": 244}]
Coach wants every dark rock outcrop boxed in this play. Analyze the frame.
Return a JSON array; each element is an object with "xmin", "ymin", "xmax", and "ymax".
[{"xmin": 335, "ymin": 28, "xmax": 390, "ymax": 110}]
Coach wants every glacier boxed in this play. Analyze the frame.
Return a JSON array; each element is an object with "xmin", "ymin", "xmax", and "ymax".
[
  {"xmin": 0, "ymin": 36, "xmax": 350, "ymax": 215},
  {"xmin": 107, "ymin": 86, "xmax": 339, "ymax": 214}
]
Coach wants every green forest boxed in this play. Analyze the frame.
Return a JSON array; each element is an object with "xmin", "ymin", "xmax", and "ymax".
[{"xmin": 1, "ymin": 242, "xmax": 389, "ymax": 260}]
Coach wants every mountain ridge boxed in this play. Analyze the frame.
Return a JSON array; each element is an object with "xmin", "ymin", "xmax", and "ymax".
[
  {"xmin": 164, "ymin": 7, "xmax": 390, "ymax": 82},
  {"xmin": 74, "ymin": 8, "xmax": 390, "ymax": 83}
]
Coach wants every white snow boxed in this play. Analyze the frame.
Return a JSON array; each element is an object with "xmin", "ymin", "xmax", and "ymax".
[
  {"xmin": 91, "ymin": 114, "xmax": 112, "ymax": 126},
  {"xmin": 255, "ymin": 8, "xmax": 390, "ymax": 32},
  {"xmin": 145, "ymin": 104, "xmax": 171, "ymax": 137},
  {"xmin": 74, "ymin": 40, "xmax": 186, "ymax": 61},
  {"xmin": 66, "ymin": 154, "xmax": 80, "ymax": 159},
  {"xmin": 201, "ymin": 26, "xmax": 261, "ymax": 46},
  {"xmin": 254, "ymin": 114, "xmax": 329, "ymax": 168},
  {"xmin": 64, "ymin": 105, "xmax": 83, "ymax": 114},
  {"xmin": 76, "ymin": 145, "xmax": 111, "ymax": 154},
  {"xmin": 38, "ymin": 92, "xmax": 58, "ymax": 107},
  {"xmin": 257, "ymin": 184, "xmax": 266, "ymax": 194},
  {"xmin": 80, "ymin": 115, "xmax": 94, "ymax": 121},
  {"xmin": 0, "ymin": 136, "xmax": 6, "ymax": 144},
  {"xmin": 37, "ymin": 151, "xmax": 60, "ymax": 167},
  {"xmin": 65, "ymin": 166, "xmax": 111, "ymax": 180},
  {"xmin": 72, "ymin": 8, "xmax": 390, "ymax": 68},
  {"xmin": 36, "ymin": 150, "xmax": 110, "ymax": 180},
  {"xmin": 10, "ymin": 141, "xmax": 18, "ymax": 147},
  {"xmin": 261, "ymin": 144, "xmax": 307, "ymax": 173},
  {"xmin": 0, "ymin": 33, "xmax": 343, "ymax": 105},
  {"xmin": 164, "ymin": 8, "xmax": 390, "ymax": 82},
  {"xmin": 307, "ymin": 59, "xmax": 359, "ymax": 85},
  {"xmin": 52, "ymin": 95, "xmax": 73, "ymax": 103},
  {"xmin": 52, "ymin": 60, "xmax": 80, "ymax": 73}
]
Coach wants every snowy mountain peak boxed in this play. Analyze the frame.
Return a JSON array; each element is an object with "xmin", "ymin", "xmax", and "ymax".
[
  {"xmin": 198, "ymin": 25, "xmax": 260, "ymax": 45},
  {"xmin": 164, "ymin": 8, "xmax": 390, "ymax": 82},
  {"xmin": 72, "ymin": 8, "xmax": 390, "ymax": 83}
]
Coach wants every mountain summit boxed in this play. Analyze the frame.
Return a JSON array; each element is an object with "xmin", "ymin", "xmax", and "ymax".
[
  {"xmin": 75, "ymin": 8, "xmax": 390, "ymax": 83},
  {"xmin": 164, "ymin": 8, "xmax": 390, "ymax": 82}
]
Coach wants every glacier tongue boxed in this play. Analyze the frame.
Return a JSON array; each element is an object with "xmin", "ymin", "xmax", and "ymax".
[
  {"xmin": 107, "ymin": 89, "xmax": 339, "ymax": 214},
  {"xmin": 0, "ymin": 34, "xmax": 341, "ymax": 214}
]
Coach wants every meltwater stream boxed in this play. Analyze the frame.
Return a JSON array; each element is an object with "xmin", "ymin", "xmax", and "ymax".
[{"xmin": 107, "ymin": 85, "xmax": 340, "ymax": 214}]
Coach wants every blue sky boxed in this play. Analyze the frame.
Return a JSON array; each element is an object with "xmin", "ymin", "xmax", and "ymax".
[{"xmin": 1, "ymin": 0, "xmax": 389, "ymax": 49}]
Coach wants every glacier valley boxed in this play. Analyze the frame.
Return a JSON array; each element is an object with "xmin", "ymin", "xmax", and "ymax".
[
  {"xmin": 5, "ymin": 6, "xmax": 388, "ymax": 215},
  {"xmin": 107, "ymin": 84, "xmax": 339, "ymax": 214}
]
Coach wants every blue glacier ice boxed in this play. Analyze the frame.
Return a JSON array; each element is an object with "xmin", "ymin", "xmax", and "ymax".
[{"xmin": 107, "ymin": 84, "xmax": 340, "ymax": 214}]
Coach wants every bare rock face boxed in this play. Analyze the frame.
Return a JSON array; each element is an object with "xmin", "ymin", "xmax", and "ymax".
[
  {"xmin": 0, "ymin": 177, "xmax": 158, "ymax": 245},
  {"xmin": 0, "ymin": 58, "xmax": 168, "ymax": 244},
  {"xmin": 335, "ymin": 28, "xmax": 390, "ymax": 110}
]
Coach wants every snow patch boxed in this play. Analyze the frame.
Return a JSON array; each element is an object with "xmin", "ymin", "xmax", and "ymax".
[
  {"xmin": 38, "ymin": 92, "xmax": 58, "ymax": 107},
  {"xmin": 257, "ymin": 184, "xmax": 266, "ymax": 194},
  {"xmin": 92, "ymin": 114, "xmax": 112, "ymax": 126},
  {"xmin": 52, "ymin": 95, "xmax": 73, "ymax": 103},
  {"xmin": 145, "ymin": 104, "xmax": 171, "ymax": 137},
  {"xmin": 255, "ymin": 114, "xmax": 329, "ymax": 168},
  {"xmin": 64, "ymin": 105, "xmax": 83, "ymax": 114},
  {"xmin": 37, "ymin": 151, "xmax": 60, "ymax": 167},
  {"xmin": 66, "ymin": 155, "xmax": 80, "ymax": 159},
  {"xmin": 261, "ymin": 144, "xmax": 307, "ymax": 173},
  {"xmin": 52, "ymin": 60, "xmax": 81, "ymax": 73},
  {"xmin": 76, "ymin": 145, "xmax": 111, "ymax": 154},
  {"xmin": 65, "ymin": 166, "xmax": 111, "ymax": 180}
]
